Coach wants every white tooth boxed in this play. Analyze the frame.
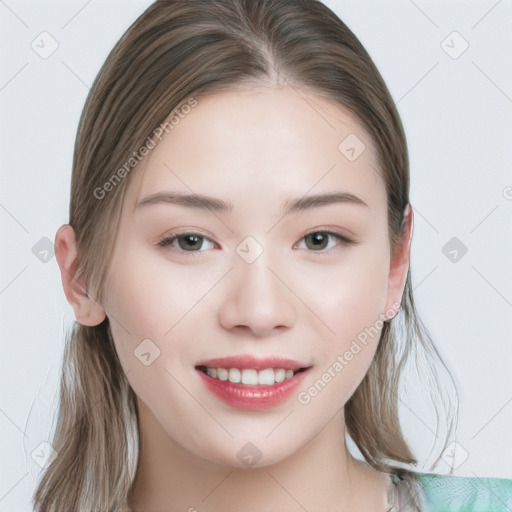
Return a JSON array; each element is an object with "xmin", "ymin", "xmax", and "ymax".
[
  {"xmin": 274, "ymin": 368, "xmax": 286, "ymax": 383},
  {"xmin": 206, "ymin": 367, "xmax": 217, "ymax": 378},
  {"xmin": 228, "ymin": 368, "xmax": 241, "ymax": 383},
  {"xmin": 217, "ymin": 368, "xmax": 228, "ymax": 381},
  {"xmin": 258, "ymin": 368, "xmax": 275, "ymax": 385},
  {"xmin": 241, "ymin": 369, "xmax": 258, "ymax": 385},
  {"xmin": 285, "ymin": 369, "xmax": 294, "ymax": 379}
]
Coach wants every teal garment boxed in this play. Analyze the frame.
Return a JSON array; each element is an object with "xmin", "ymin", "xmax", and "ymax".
[{"xmin": 392, "ymin": 472, "xmax": 512, "ymax": 512}]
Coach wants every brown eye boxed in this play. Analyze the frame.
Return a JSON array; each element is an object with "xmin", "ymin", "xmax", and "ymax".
[
  {"xmin": 176, "ymin": 234, "xmax": 204, "ymax": 251},
  {"xmin": 157, "ymin": 232, "xmax": 215, "ymax": 252},
  {"xmin": 295, "ymin": 231, "xmax": 353, "ymax": 252},
  {"xmin": 304, "ymin": 232, "xmax": 330, "ymax": 250}
]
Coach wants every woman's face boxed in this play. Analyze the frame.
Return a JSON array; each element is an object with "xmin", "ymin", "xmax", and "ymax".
[{"xmin": 102, "ymin": 85, "xmax": 404, "ymax": 467}]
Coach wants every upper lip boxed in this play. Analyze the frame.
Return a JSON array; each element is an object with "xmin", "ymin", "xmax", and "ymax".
[{"xmin": 196, "ymin": 355, "xmax": 311, "ymax": 371}]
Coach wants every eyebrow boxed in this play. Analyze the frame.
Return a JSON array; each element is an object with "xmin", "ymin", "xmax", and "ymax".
[
  {"xmin": 137, "ymin": 191, "xmax": 232, "ymax": 212},
  {"xmin": 136, "ymin": 191, "xmax": 368, "ymax": 215}
]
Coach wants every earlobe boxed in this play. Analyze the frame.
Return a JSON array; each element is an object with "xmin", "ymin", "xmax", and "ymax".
[
  {"xmin": 54, "ymin": 224, "xmax": 106, "ymax": 326},
  {"xmin": 383, "ymin": 204, "xmax": 414, "ymax": 319}
]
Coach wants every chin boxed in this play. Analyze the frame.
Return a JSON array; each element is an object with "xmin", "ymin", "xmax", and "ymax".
[{"xmin": 195, "ymin": 440, "xmax": 294, "ymax": 470}]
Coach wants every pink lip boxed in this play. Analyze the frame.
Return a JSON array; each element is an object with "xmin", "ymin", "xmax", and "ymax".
[
  {"xmin": 196, "ymin": 367, "xmax": 310, "ymax": 410},
  {"xmin": 196, "ymin": 355, "xmax": 309, "ymax": 371}
]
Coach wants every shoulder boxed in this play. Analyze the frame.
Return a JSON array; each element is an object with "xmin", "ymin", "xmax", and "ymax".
[{"xmin": 410, "ymin": 471, "xmax": 512, "ymax": 512}]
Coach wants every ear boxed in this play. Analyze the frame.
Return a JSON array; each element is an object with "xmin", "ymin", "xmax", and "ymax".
[
  {"xmin": 383, "ymin": 204, "xmax": 414, "ymax": 319},
  {"xmin": 54, "ymin": 224, "xmax": 106, "ymax": 326}
]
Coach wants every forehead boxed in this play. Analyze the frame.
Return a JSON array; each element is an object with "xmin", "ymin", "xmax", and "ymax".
[{"xmin": 125, "ymin": 85, "xmax": 384, "ymax": 213}]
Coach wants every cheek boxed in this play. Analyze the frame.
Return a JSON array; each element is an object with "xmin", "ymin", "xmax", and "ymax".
[
  {"xmin": 103, "ymin": 243, "xmax": 223, "ymax": 366},
  {"xmin": 294, "ymin": 250, "xmax": 390, "ymax": 410},
  {"xmin": 295, "ymin": 244, "xmax": 390, "ymax": 343}
]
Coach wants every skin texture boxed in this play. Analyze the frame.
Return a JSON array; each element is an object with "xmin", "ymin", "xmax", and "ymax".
[{"xmin": 55, "ymin": 84, "xmax": 413, "ymax": 512}]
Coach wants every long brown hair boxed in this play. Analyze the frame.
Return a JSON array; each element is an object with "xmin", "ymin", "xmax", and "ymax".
[{"xmin": 33, "ymin": 1, "xmax": 458, "ymax": 510}]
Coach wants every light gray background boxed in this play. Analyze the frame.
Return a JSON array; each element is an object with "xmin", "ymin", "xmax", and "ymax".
[{"xmin": 1, "ymin": 0, "xmax": 511, "ymax": 510}]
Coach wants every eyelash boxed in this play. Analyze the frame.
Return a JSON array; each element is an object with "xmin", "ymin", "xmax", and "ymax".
[{"xmin": 156, "ymin": 229, "xmax": 355, "ymax": 255}]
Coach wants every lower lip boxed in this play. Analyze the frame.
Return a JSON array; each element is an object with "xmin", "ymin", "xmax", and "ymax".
[{"xmin": 196, "ymin": 368, "xmax": 310, "ymax": 410}]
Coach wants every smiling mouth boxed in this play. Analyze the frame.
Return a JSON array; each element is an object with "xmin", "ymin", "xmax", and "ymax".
[{"xmin": 196, "ymin": 365, "xmax": 309, "ymax": 386}]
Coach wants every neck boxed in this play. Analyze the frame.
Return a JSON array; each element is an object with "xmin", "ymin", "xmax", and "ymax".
[{"xmin": 128, "ymin": 399, "xmax": 390, "ymax": 512}]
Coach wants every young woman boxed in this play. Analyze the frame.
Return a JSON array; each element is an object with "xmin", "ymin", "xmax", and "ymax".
[{"xmin": 33, "ymin": 1, "xmax": 512, "ymax": 511}]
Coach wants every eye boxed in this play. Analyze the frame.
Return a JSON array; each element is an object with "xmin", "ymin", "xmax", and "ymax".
[
  {"xmin": 156, "ymin": 229, "xmax": 353, "ymax": 254},
  {"xmin": 294, "ymin": 230, "xmax": 353, "ymax": 252},
  {"xmin": 157, "ymin": 232, "xmax": 216, "ymax": 252}
]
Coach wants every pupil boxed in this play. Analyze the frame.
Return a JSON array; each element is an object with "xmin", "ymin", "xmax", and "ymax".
[
  {"xmin": 181, "ymin": 235, "xmax": 201, "ymax": 250},
  {"xmin": 308, "ymin": 233, "xmax": 327, "ymax": 250}
]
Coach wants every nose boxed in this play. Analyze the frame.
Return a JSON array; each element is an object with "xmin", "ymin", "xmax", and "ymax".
[{"xmin": 217, "ymin": 256, "xmax": 297, "ymax": 337}]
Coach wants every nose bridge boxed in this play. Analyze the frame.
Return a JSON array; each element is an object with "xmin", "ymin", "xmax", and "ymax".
[{"xmin": 217, "ymin": 246, "xmax": 296, "ymax": 335}]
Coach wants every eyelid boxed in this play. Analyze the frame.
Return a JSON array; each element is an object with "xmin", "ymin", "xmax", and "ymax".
[
  {"xmin": 156, "ymin": 230, "xmax": 218, "ymax": 253},
  {"xmin": 293, "ymin": 229, "xmax": 355, "ymax": 253}
]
